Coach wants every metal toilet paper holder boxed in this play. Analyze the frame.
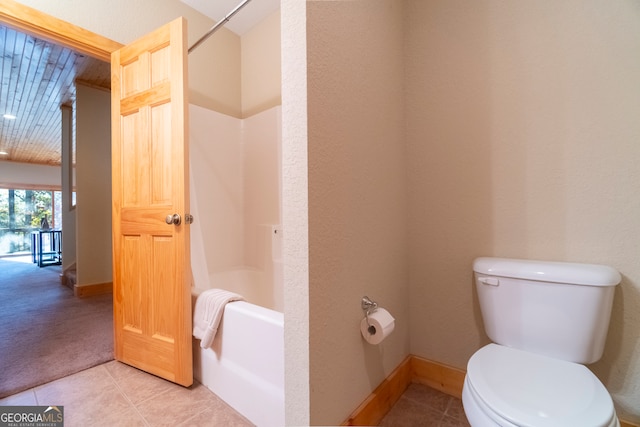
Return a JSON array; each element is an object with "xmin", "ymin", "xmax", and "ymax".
[{"xmin": 361, "ymin": 296, "xmax": 378, "ymax": 334}]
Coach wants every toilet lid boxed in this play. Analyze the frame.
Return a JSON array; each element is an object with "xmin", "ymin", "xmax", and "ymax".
[{"xmin": 467, "ymin": 344, "xmax": 615, "ymax": 427}]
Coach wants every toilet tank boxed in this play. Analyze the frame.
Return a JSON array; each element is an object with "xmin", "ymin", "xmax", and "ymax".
[{"xmin": 473, "ymin": 257, "xmax": 621, "ymax": 364}]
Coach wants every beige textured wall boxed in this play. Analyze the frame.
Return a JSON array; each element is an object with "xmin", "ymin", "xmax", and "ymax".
[
  {"xmin": 241, "ymin": 10, "xmax": 282, "ymax": 118},
  {"xmin": 406, "ymin": 0, "xmax": 640, "ymax": 421},
  {"xmin": 15, "ymin": 0, "xmax": 242, "ymax": 117},
  {"xmin": 306, "ymin": 1, "xmax": 408, "ymax": 424}
]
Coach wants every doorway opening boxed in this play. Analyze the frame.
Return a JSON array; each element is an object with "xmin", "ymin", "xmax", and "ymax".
[{"xmin": 0, "ymin": 2, "xmax": 119, "ymax": 398}]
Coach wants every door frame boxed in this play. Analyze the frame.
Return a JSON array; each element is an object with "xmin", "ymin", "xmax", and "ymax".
[{"xmin": 0, "ymin": 0, "xmax": 122, "ymax": 61}]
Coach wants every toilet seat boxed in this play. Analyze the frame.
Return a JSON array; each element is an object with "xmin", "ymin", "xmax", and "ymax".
[{"xmin": 464, "ymin": 344, "xmax": 617, "ymax": 427}]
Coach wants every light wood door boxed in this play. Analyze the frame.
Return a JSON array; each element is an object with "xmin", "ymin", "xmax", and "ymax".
[{"xmin": 111, "ymin": 17, "xmax": 192, "ymax": 386}]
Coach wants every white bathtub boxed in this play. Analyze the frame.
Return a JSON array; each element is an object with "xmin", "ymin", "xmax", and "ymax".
[{"xmin": 192, "ymin": 288, "xmax": 284, "ymax": 427}]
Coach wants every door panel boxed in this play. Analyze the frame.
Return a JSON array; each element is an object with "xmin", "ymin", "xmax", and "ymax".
[{"xmin": 111, "ymin": 17, "xmax": 191, "ymax": 386}]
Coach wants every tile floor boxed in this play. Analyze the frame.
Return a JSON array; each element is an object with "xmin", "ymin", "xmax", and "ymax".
[
  {"xmin": 380, "ymin": 383, "xmax": 471, "ymax": 427},
  {"xmin": 0, "ymin": 361, "xmax": 253, "ymax": 427},
  {"xmin": 0, "ymin": 361, "xmax": 470, "ymax": 427}
]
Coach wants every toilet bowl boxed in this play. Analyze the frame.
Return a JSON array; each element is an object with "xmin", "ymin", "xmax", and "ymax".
[
  {"xmin": 462, "ymin": 344, "xmax": 619, "ymax": 427},
  {"xmin": 464, "ymin": 257, "xmax": 622, "ymax": 427}
]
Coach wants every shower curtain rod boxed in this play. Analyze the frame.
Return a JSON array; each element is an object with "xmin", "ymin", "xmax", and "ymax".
[{"xmin": 188, "ymin": 0, "xmax": 253, "ymax": 54}]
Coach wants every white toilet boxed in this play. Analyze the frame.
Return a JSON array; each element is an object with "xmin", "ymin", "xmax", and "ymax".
[{"xmin": 463, "ymin": 257, "xmax": 621, "ymax": 427}]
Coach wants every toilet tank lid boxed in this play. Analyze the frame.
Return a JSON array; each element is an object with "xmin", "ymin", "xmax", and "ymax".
[{"xmin": 473, "ymin": 257, "xmax": 621, "ymax": 287}]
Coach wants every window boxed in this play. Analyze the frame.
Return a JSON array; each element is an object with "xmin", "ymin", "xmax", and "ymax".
[{"xmin": 0, "ymin": 189, "xmax": 62, "ymax": 256}]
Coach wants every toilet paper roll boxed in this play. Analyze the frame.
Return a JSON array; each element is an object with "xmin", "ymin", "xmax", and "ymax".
[{"xmin": 360, "ymin": 308, "xmax": 395, "ymax": 345}]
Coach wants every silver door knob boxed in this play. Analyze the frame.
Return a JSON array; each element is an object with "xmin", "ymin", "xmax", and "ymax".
[{"xmin": 165, "ymin": 214, "xmax": 181, "ymax": 225}]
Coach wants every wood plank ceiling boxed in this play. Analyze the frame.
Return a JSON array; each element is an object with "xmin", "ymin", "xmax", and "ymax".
[{"xmin": 0, "ymin": 24, "xmax": 110, "ymax": 166}]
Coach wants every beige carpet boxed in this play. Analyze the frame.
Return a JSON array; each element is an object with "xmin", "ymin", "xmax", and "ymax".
[{"xmin": 0, "ymin": 258, "xmax": 113, "ymax": 398}]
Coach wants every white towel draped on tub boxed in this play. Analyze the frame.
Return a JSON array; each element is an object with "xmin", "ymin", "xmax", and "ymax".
[{"xmin": 193, "ymin": 289, "xmax": 245, "ymax": 349}]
